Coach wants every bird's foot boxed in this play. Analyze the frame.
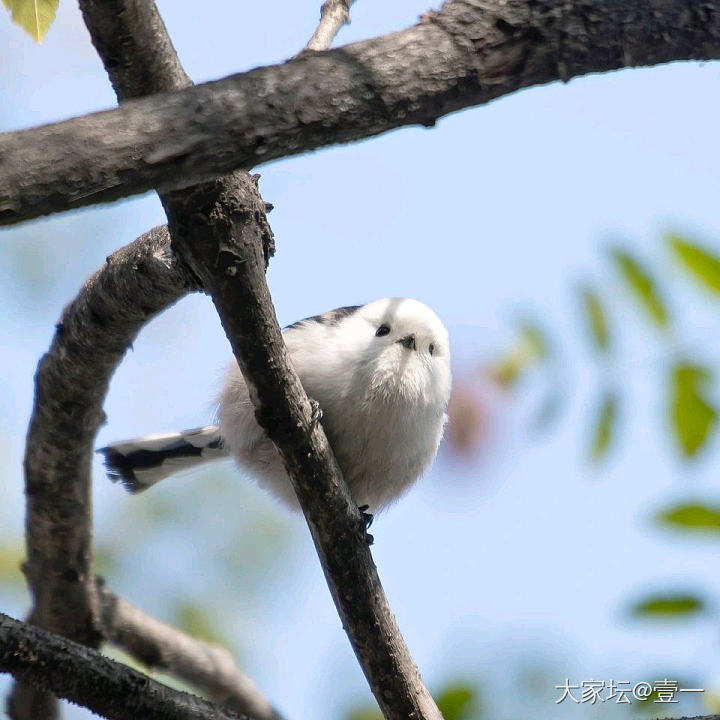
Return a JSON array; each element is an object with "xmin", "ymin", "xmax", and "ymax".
[
  {"xmin": 358, "ymin": 504, "xmax": 374, "ymax": 529},
  {"xmin": 308, "ymin": 399, "xmax": 323, "ymax": 430},
  {"xmin": 358, "ymin": 504, "xmax": 374, "ymax": 545}
]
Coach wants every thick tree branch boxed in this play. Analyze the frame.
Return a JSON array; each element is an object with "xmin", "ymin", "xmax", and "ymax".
[
  {"xmin": 8, "ymin": 226, "xmax": 196, "ymax": 720},
  {"xmin": 0, "ymin": 612, "xmax": 250, "ymax": 720},
  {"xmin": 305, "ymin": 0, "xmax": 355, "ymax": 51},
  {"xmin": 98, "ymin": 584, "xmax": 285, "ymax": 720},
  {"xmin": 0, "ymin": 0, "xmax": 719, "ymax": 226}
]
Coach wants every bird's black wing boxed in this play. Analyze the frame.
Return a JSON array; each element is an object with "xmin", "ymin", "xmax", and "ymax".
[{"xmin": 284, "ymin": 305, "xmax": 362, "ymax": 331}]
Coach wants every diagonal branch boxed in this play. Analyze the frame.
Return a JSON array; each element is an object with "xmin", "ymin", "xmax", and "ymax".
[
  {"xmin": 98, "ymin": 584, "xmax": 285, "ymax": 720},
  {"xmin": 305, "ymin": 0, "xmax": 355, "ymax": 51},
  {"xmin": 166, "ymin": 173, "xmax": 442, "ymax": 720},
  {"xmin": 0, "ymin": 612, "xmax": 249, "ymax": 720},
  {"xmin": 1, "ymin": 0, "xmax": 719, "ymax": 225}
]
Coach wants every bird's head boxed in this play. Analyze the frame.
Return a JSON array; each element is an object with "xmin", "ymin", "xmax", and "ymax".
[{"xmin": 342, "ymin": 298, "xmax": 451, "ymax": 406}]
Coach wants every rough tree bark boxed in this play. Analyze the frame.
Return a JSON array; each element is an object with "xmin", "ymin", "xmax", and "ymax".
[
  {"xmin": 1, "ymin": 612, "xmax": 249, "ymax": 720},
  {"xmin": 0, "ymin": 0, "xmax": 719, "ymax": 225}
]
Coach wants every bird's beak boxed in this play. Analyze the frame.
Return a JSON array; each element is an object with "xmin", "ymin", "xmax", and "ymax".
[{"xmin": 397, "ymin": 334, "xmax": 417, "ymax": 351}]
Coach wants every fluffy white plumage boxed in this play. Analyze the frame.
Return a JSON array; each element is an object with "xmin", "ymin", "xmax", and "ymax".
[{"xmin": 99, "ymin": 298, "xmax": 451, "ymax": 512}]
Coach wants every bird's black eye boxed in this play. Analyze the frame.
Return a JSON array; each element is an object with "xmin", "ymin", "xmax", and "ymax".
[
  {"xmin": 376, "ymin": 325, "xmax": 390, "ymax": 337},
  {"xmin": 429, "ymin": 343, "xmax": 435, "ymax": 356}
]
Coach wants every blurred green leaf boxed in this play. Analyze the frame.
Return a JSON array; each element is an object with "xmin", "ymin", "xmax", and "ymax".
[
  {"xmin": 630, "ymin": 593, "xmax": 705, "ymax": 619},
  {"xmin": 632, "ymin": 686, "xmax": 665, "ymax": 713},
  {"xmin": 579, "ymin": 286, "xmax": 610, "ymax": 352},
  {"xmin": 669, "ymin": 362, "xmax": 717, "ymax": 457},
  {"xmin": 519, "ymin": 322, "xmax": 549, "ymax": 360},
  {"xmin": 2, "ymin": 0, "xmax": 58, "ymax": 42},
  {"xmin": 589, "ymin": 390, "xmax": 618, "ymax": 462},
  {"xmin": 655, "ymin": 502, "xmax": 720, "ymax": 534},
  {"xmin": 610, "ymin": 248, "xmax": 669, "ymax": 329},
  {"xmin": 668, "ymin": 234, "xmax": 720, "ymax": 295},
  {"xmin": 436, "ymin": 682, "xmax": 480, "ymax": 720},
  {"xmin": 489, "ymin": 321, "xmax": 549, "ymax": 389},
  {"xmin": 174, "ymin": 601, "xmax": 225, "ymax": 645},
  {"xmin": 348, "ymin": 682, "xmax": 481, "ymax": 720}
]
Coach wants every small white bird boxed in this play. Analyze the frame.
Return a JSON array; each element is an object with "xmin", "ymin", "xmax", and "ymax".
[{"xmin": 99, "ymin": 298, "xmax": 451, "ymax": 513}]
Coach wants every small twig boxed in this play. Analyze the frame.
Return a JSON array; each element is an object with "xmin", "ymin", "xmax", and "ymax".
[
  {"xmin": 0, "ymin": 612, "xmax": 248, "ymax": 720},
  {"xmin": 305, "ymin": 0, "xmax": 355, "ymax": 52},
  {"xmin": 98, "ymin": 584, "xmax": 285, "ymax": 720}
]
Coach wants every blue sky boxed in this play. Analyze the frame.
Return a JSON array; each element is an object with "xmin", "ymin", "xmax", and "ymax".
[{"xmin": 2, "ymin": 2, "xmax": 720, "ymax": 719}]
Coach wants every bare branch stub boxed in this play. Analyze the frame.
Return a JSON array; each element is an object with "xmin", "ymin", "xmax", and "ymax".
[
  {"xmin": 305, "ymin": 0, "xmax": 355, "ymax": 52},
  {"xmin": 0, "ymin": 612, "xmax": 249, "ymax": 720},
  {"xmin": 99, "ymin": 583, "xmax": 285, "ymax": 719},
  {"xmin": 1, "ymin": 0, "xmax": 720, "ymax": 225}
]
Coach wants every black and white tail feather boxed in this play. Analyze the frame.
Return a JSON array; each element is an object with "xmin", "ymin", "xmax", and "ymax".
[{"xmin": 97, "ymin": 425, "xmax": 228, "ymax": 493}]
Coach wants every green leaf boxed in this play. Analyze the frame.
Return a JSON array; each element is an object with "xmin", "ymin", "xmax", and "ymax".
[
  {"xmin": 518, "ymin": 322, "xmax": 549, "ymax": 360},
  {"xmin": 610, "ymin": 247, "xmax": 669, "ymax": 329},
  {"xmin": 436, "ymin": 683, "xmax": 480, "ymax": 720},
  {"xmin": 656, "ymin": 502, "xmax": 720, "ymax": 534},
  {"xmin": 668, "ymin": 234, "xmax": 720, "ymax": 295},
  {"xmin": 348, "ymin": 683, "xmax": 481, "ymax": 720},
  {"xmin": 630, "ymin": 593, "xmax": 705, "ymax": 619},
  {"xmin": 2, "ymin": 0, "xmax": 59, "ymax": 42},
  {"xmin": 589, "ymin": 390, "xmax": 618, "ymax": 462},
  {"xmin": 579, "ymin": 285, "xmax": 610, "ymax": 352},
  {"xmin": 669, "ymin": 362, "xmax": 717, "ymax": 457},
  {"xmin": 489, "ymin": 321, "xmax": 549, "ymax": 389}
]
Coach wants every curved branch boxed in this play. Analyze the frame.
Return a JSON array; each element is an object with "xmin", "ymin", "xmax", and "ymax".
[
  {"xmin": 1, "ymin": 0, "xmax": 719, "ymax": 225},
  {"xmin": 98, "ymin": 584, "xmax": 285, "ymax": 720},
  {"xmin": 0, "ymin": 612, "xmax": 249, "ymax": 720},
  {"xmin": 8, "ymin": 226, "xmax": 196, "ymax": 719}
]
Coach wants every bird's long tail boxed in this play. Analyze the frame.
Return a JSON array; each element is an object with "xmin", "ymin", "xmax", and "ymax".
[{"xmin": 97, "ymin": 425, "xmax": 229, "ymax": 493}]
